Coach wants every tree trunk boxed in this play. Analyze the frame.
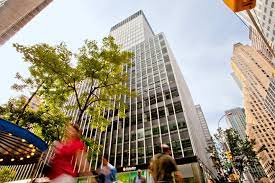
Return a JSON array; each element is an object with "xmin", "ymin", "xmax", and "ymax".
[
  {"xmin": 77, "ymin": 109, "xmax": 85, "ymax": 124},
  {"xmin": 16, "ymin": 82, "xmax": 44, "ymax": 125}
]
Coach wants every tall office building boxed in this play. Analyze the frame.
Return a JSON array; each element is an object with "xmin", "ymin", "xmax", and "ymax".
[
  {"xmin": 225, "ymin": 107, "xmax": 266, "ymax": 180},
  {"xmin": 0, "ymin": 0, "xmax": 52, "ymax": 45},
  {"xmin": 195, "ymin": 105, "xmax": 218, "ymax": 179},
  {"xmin": 231, "ymin": 43, "xmax": 275, "ymax": 182},
  {"xmin": 68, "ymin": 10, "xmax": 214, "ymax": 181},
  {"xmin": 195, "ymin": 105, "xmax": 213, "ymax": 148},
  {"xmin": 238, "ymin": 0, "xmax": 275, "ymax": 62},
  {"xmin": 225, "ymin": 107, "xmax": 247, "ymax": 140},
  {"xmin": 265, "ymin": 74, "xmax": 275, "ymax": 118}
]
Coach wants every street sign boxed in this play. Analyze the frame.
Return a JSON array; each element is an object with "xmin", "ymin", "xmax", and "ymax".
[{"xmin": 223, "ymin": 0, "xmax": 256, "ymax": 12}]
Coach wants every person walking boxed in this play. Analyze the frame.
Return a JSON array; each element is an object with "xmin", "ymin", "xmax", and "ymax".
[
  {"xmin": 48, "ymin": 123, "xmax": 93, "ymax": 183},
  {"xmin": 150, "ymin": 144, "xmax": 184, "ymax": 183},
  {"xmin": 98, "ymin": 155, "xmax": 117, "ymax": 183},
  {"xmin": 133, "ymin": 169, "xmax": 146, "ymax": 183}
]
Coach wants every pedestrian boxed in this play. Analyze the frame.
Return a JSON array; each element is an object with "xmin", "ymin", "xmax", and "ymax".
[
  {"xmin": 207, "ymin": 178, "xmax": 215, "ymax": 183},
  {"xmin": 98, "ymin": 154, "xmax": 117, "ymax": 183},
  {"xmin": 133, "ymin": 169, "xmax": 146, "ymax": 183},
  {"xmin": 48, "ymin": 123, "xmax": 93, "ymax": 183},
  {"xmin": 149, "ymin": 144, "xmax": 184, "ymax": 183}
]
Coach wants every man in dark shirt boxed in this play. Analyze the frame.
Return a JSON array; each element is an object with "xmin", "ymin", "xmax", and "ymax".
[{"xmin": 150, "ymin": 144, "xmax": 184, "ymax": 182}]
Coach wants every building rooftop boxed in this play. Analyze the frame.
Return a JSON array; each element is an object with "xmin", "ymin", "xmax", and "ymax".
[{"xmin": 110, "ymin": 10, "xmax": 154, "ymax": 34}]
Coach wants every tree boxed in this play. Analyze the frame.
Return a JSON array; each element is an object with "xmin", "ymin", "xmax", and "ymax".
[
  {"xmin": 0, "ymin": 97, "xmax": 69, "ymax": 142},
  {"xmin": 11, "ymin": 72, "xmax": 45, "ymax": 125},
  {"xmin": 14, "ymin": 36, "xmax": 133, "ymax": 130},
  {"xmin": 224, "ymin": 128, "xmax": 262, "ymax": 179},
  {"xmin": 0, "ymin": 167, "xmax": 16, "ymax": 182}
]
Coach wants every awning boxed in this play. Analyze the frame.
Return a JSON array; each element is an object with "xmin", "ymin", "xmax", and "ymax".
[{"xmin": 0, "ymin": 118, "xmax": 48, "ymax": 165}]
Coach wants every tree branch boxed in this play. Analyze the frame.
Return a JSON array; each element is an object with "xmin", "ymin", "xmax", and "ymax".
[
  {"xmin": 15, "ymin": 81, "xmax": 44, "ymax": 125},
  {"xmin": 73, "ymin": 78, "xmax": 82, "ymax": 111}
]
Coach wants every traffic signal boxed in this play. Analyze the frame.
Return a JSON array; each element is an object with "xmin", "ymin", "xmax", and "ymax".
[
  {"xmin": 223, "ymin": 0, "xmax": 256, "ymax": 12},
  {"xmin": 225, "ymin": 151, "xmax": 233, "ymax": 161}
]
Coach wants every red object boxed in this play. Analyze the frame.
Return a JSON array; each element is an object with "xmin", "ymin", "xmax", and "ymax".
[{"xmin": 48, "ymin": 138, "xmax": 84, "ymax": 179}]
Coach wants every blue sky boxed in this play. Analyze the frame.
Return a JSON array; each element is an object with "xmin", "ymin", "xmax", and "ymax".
[{"xmin": 0, "ymin": 0, "xmax": 249, "ymax": 134}]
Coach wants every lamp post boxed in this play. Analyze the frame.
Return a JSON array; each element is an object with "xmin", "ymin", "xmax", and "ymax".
[{"xmin": 217, "ymin": 112, "xmax": 232, "ymax": 129}]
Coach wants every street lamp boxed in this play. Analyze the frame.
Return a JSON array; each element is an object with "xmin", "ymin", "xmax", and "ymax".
[{"xmin": 217, "ymin": 112, "xmax": 232, "ymax": 129}]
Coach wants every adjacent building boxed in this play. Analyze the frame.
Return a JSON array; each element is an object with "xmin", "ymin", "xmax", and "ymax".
[
  {"xmin": 195, "ymin": 105, "xmax": 214, "ymax": 148},
  {"xmin": 195, "ymin": 105, "xmax": 218, "ymax": 179},
  {"xmin": 225, "ymin": 107, "xmax": 266, "ymax": 180},
  {"xmin": 225, "ymin": 107, "xmax": 247, "ymax": 140},
  {"xmin": 231, "ymin": 43, "xmax": 275, "ymax": 182},
  {"xmin": 22, "ymin": 95, "xmax": 41, "ymax": 111},
  {"xmin": 265, "ymin": 74, "xmax": 275, "ymax": 118},
  {"xmin": 68, "ymin": 10, "xmax": 214, "ymax": 181},
  {"xmin": 0, "ymin": 0, "xmax": 52, "ymax": 45},
  {"xmin": 238, "ymin": 0, "xmax": 275, "ymax": 63}
]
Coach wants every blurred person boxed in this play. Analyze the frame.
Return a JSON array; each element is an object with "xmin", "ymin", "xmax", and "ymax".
[
  {"xmin": 48, "ymin": 123, "xmax": 93, "ymax": 183},
  {"xmin": 207, "ymin": 178, "xmax": 215, "ymax": 183},
  {"xmin": 149, "ymin": 144, "xmax": 184, "ymax": 183},
  {"xmin": 133, "ymin": 169, "xmax": 146, "ymax": 183},
  {"xmin": 98, "ymin": 154, "xmax": 117, "ymax": 183}
]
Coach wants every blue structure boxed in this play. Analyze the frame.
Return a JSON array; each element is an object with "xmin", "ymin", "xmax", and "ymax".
[{"xmin": 0, "ymin": 118, "xmax": 48, "ymax": 165}]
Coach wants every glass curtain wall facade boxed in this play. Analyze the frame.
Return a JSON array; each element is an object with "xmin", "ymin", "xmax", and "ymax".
[
  {"xmin": 225, "ymin": 107, "xmax": 247, "ymax": 140},
  {"xmin": 65, "ymin": 11, "xmax": 212, "ymax": 181}
]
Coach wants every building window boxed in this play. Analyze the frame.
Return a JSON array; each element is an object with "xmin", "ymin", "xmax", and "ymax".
[
  {"xmin": 162, "ymin": 47, "xmax": 168, "ymax": 54},
  {"xmin": 169, "ymin": 122, "xmax": 178, "ymax": 131},
  {"xmin": 137, "ymin": 102, "xmax": 142, "ymax": 109},
  {"xmin": 131, "ymin": 115, "xmax": 136, "ymax": 123},
  {"xmin": 158, "ymin": 106, "xmax": 166, "ymax": 118},
  {"xmin": 174, "ymin": 102, "xmax": 183, "ymax": 113},
  {"xmin": 161, "ymin": 125, "xmax": 168, "ymax": 134},
  {"xmin": 137, "ymin": 129, "xmax": 144, "ymax": 139},
  {"xmin": 151, "ymin": 108, "xmax": 158, "ymax": 120},
  {"xmin": 178, "ymin": 120, "xmax": 187, "ymax": 129},
  {"xmin": 131, "ymin": 133, "xmax": 136, "ymax": 140},
  {"xmin": 165, "ymin": 91, "xmax": 171, "ymax": 100},
  {"xmin": 152, "ymin": 127, "xmax": 159, "ymax": 135},
  {"xmin": 157, "ymin": 93, "xmax": 163, "ymax": 103},
  {"xmin": 166, "ymin": 104, "xmax": 174, "ymax": 115},
  {"xmin": 171, "ymin": 87, "xmax": 179, "ymax": 98},
  {"xmin": 137, "ymin": 113, "xmax": 142, "ymax": 124},
  {"xmin": 168, "ymin": 74, "xmax": 175, "ymax": 83},
  {"xmin": 182, "ymin": 139, "xmax": 192, "ymax": 148},
  {"xmin": 165, "ymin": 64, "xmax": 172, "ymax": 73},
  {"xmin": 150, "ymin": 95, "xmax": 156, "ymax": 105},
  {"xmin": 145, "ymin": 129, "xmax": 151, "ymax": 138},
  {"xmin": 164, "ymin": 55, "xmax": 170, "ymax": 63},
  {"xmin": 160, "ymin": 40, "xmax": 165, "ymax": 47}
]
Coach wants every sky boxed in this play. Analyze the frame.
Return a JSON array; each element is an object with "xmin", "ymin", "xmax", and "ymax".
[{"xmin": 0, "ymin": 0, "xmax": 249, "ymax": 134}]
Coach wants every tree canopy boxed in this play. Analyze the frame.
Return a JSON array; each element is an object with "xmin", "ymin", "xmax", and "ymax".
[
  {"xmin": 1, "ymin": 36, "xmax": 133, "ymax": 144},
  {"xmin": 13, "ymin": 36, "xmax": 133, "ymax": 130},
  {"xmin": 224, "ymin": 128, "xmax": 262, "ymax": 175},
  {"xmin": 0, "ymin": 167, "xmax": 16, "ymax": 182}
]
